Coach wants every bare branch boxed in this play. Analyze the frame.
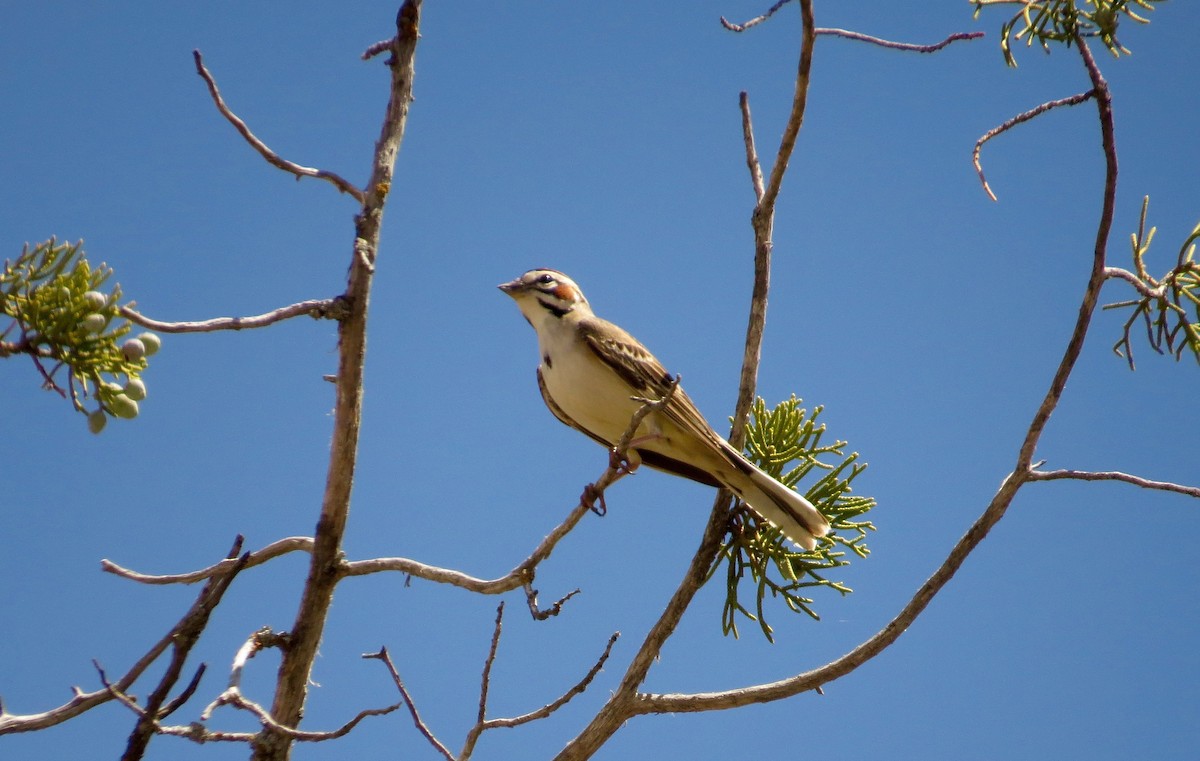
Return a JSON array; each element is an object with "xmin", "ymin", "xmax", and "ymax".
[
  {"xmin": 720, "ymin": 0, "xmax": 793, "ymax": 32},
  {"xmin": 1014, "ymin": 33, "xmax": 1118, "ymax": 472},
  {"xmin": 973, "ymin": 91, "xmax": 1095, "ymax": 201},
  {"xmin": 815, "ymin": 28, "xmax": 984, "ymax": 52},
  {"xmin": 0, "ymin": 541, "xmax": 250, "ymax": 735},
  {"xmin": 631, "ymin": 469, "xmax": 1028, "ymax": 713},
  {"xmin": 1104, "ymin": 266, "xmax": 1164, "ymax": 300},
  {"xmin": 200, "ymin": 627, "xmax": 289, "ymax": 721},
  {"xmin": 120, "ymin": 299, "xmax": 343, "ymax": 334},
  {"xmin": 757, "ymin": 1, "xmax": 815, "ymax": 220},
  {"xmin": 1028, "ymin": 468, "xmax": 1200, "ymax": 499},
  {"xmin": 461, "ymin": 630, "xmax": 620, "ymax": 759},
  {"xmin": 122, "ymin": 538, "xmax": 250, "ymax": 760},
  {"xmin": 192, "ymin": 50, "xmax": 366, "ymax": 203},
  {"xmin": 364, "ymin": 647, "xmax": 454, "ymax": 761},
  {"xmin": 102, "ymin": 536, "xmax": 315, "ymax": 585},
  {"xmin": 523, "ymin": 583, "xmax": 581, "ymax": 621},
  {"xmin": 739, "ymin": 93, "xmax": 765, "ymax": 203},
  {"xmin": 477, "ymin": 604, "xmax": 504, "ymax": 726}
]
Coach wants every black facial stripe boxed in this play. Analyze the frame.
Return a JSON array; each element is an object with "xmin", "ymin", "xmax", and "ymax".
[{"xmin": 536, "ymin": 298, "xmax": 570, "ymax": 318}]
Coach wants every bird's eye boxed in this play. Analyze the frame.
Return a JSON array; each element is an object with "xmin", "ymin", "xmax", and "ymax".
[{"xmin": 536, "ymin": 274, "xmax": 555, "ymax": 286}]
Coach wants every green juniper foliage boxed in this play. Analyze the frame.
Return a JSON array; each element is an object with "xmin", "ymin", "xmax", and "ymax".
[
  {"xmin": 710, "ymin": 396, "xmax": 876, "ymax": 642},
  {"xmin": 972, "ymin": 0, "xmax": 1163, "ymax": 66},
  {"xmin": 1105, "ymin": 198, "xmax": 1200, "ymax": 368},
  {"xmin": 1, "ymin": 238, "xmax": 160, "ymax": 432}
]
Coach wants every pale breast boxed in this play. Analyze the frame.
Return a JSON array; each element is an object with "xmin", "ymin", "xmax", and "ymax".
[{"xmin": 539, "ymin": 341, "xmax": 652, "ymax": 444}]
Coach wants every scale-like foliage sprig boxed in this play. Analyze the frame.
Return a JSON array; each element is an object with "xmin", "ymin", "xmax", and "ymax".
[
  {"xmin": 1105, "ymin": 198, "xmax": 1200, "ymax": 368},
  {"xmin": 1, "ymin": 238, "xmax": 161, "ymax": 432},
  {"xmin": 709, "ymin": 396, "xmax": 876, "ymax": 642},
  {"xmin": 972, "ymin": 0, "xmax": 1163, "ymax": 66}
]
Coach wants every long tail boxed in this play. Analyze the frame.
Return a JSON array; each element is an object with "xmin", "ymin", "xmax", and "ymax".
[{"xmin": 720, "ymin": 444, "xmax": 830, "ymax": 551}]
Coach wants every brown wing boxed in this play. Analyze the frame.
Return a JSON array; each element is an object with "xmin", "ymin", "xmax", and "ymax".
[{"xmin": 577, "ymin": 317, "xmax": 745, "ymax": 475}]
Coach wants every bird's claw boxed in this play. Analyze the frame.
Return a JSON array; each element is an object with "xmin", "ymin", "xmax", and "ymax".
[
  {"xmin": 582, "ymin": 483, "xmax": 607, "ymax": 516},
  {"xmin": 608, "ymin": 447, "xmax": 639, "ymax": 476}
]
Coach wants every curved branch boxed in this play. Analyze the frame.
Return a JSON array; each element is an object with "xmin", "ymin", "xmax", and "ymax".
[
  {"xmin": 120, "ymin": 299, "xmax": 343, "ymax": 334},
  {"xmin": 1029, "ymin": 468, "xmax": 1200, "ymax": 499},
  {"xmin": 192, "ymin": 50, "xmax": 366, "ymax": 203},
  {"xmin": 973, "ymin": 91, "xmax": 1095, "ymax": 201},
  {"xmin": 1015, "ymin": 34, "xmax": 1118, "ymax": 471},
  {"xmin": 1103, "ymin": 266, "xmax": 1164, "ymax": 300},
  {"xmin": 632, "ymin": 470, "xmax": 1029, "ymax": 713},
  {"xmin": 102, "ymin": 536, "xmax": 315, "ymax": 585}
]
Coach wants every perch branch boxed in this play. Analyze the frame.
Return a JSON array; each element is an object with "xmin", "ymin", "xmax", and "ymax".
[
  {"xmin": 340, "ymin": 377, "xmax": 682, "ymax": 613},
  {"xmin": 192, "ymin": 50, "xmax": 366, "ymax": 203}
]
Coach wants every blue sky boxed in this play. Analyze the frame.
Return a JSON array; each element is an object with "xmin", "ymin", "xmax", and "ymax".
[{"xmin": 3, "ymin": 2, "xmax": 1198, "ymax": 759}]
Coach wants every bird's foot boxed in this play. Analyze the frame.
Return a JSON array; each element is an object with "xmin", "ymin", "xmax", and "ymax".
[
  {"xmin": 582, "ymin": 483, "xmax": 607, "ymax": 516},
  {"xmin": 609, "ymin": 446, "xmax": 641, "ymax": 476}
]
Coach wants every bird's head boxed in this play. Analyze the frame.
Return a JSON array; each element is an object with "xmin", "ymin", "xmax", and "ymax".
[{"xmin": 498, "ymin": 269, "xmax": 591, "ymax": 327}]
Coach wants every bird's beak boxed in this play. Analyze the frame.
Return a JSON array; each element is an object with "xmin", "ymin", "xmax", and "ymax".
[{"xmin": 497, "ymin": 278, "xmax": 523, "ymax": 295}]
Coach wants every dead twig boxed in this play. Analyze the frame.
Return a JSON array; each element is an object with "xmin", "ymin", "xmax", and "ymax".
[
  {"xmin": 192, "ymin": 50, "xmax": 365, "ymax": 203},
  {"xmin": 973, "ymin": 91, "xmax": 1095, "ymax": 201},
  {"xmin": 120, "ymin": 298, "xmax": 344, "ymax": 334},
  {"xmin": 364, "ymin": 646, "xmax": 454, "ymax": 761}
]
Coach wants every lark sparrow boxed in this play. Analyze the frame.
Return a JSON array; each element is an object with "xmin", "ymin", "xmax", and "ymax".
[{"xmin": 499, "ymin": 269, "xmax": 830, "ymax": 550}]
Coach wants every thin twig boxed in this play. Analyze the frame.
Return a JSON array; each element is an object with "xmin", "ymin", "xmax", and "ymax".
[
  {"xmin": 739, "ymin": 93, "xmax": 765, "ymax": 203},
  {"xmin": 120, "ymin": 299, "xmax": 343, "ymax": 334},
  {"xmin": 524, "ymin": 583, "xmax": 582, "ymax": 621},
  {"xmin": 973, "ymin": 91, "xmax": 1095, "ymax": 201},
  {"xmin": 720, "ymin": 0, "xmax": 793, "ymax": 32},
  {"xmin": 815, "ymin": 28, "xmax": 984, "ymax": 52},
  {"xmin": 483, "ymin": 632, "xmax": 620, "ymax": 730},
  {"xmin": 460, "ymin": 631, "xmax": 621, "ymax": 760},
  {"xmin": 1104, "ymin": 266, "xmax": 1163, "ymax": 300},
  {"xmin": 364, "ymin": 647, "xmax": 455, "ymax": 761},
  {"xmin": 192, "ymin": 50, "xmax": 365, "ymax": 203},
  {"xmin": 1028, "ymin": 468, "xmax": 1200, "ymax": 498},
  {"xmin": 102, "ymin": 536, "xmax": 315, "ymax": 585}
]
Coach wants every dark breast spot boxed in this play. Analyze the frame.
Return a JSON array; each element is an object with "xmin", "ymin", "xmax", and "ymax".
[{"xmin": 543, "ymin": 353, "xmax": 552, "ymax": 369}]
